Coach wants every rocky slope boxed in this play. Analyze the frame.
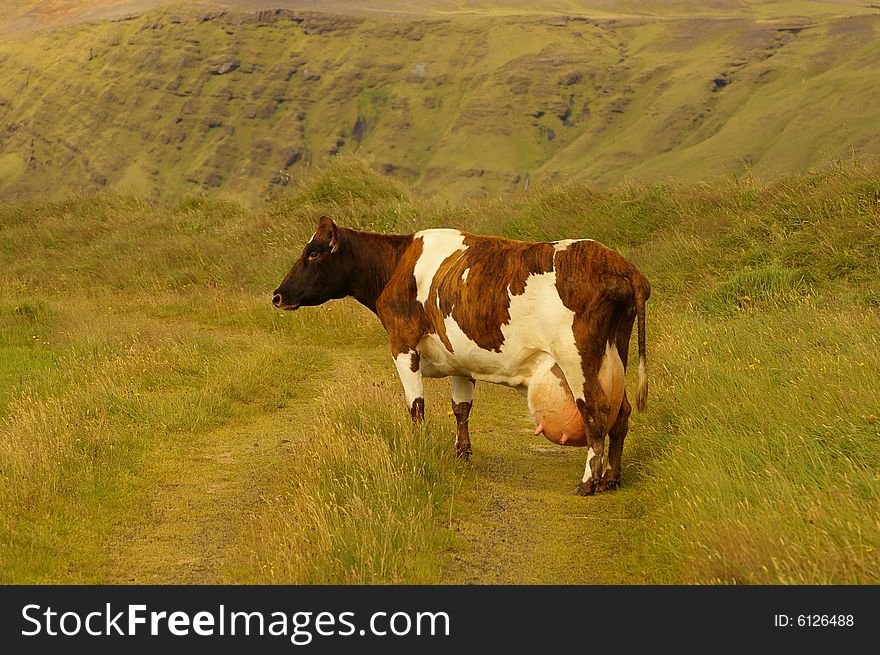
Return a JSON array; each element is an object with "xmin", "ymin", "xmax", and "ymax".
[{"xmin": 0, "ymin": 3, "xmax": 878, "ymax": 202}]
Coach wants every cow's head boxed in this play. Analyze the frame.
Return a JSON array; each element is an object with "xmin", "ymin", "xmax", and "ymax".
[{"xmin": 272, "ymin": 216, "xmax": 350, "ymax": 310}]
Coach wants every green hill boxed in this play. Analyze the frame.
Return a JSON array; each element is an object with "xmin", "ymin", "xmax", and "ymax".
[{"xmin": 0, "ymin": 1, "xmax": 878, "ymax": 203}]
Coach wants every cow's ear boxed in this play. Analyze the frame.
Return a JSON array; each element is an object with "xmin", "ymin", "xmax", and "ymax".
[{"xmin": 317, "ymin": 216, "xmax": 340, "ymax": 253}]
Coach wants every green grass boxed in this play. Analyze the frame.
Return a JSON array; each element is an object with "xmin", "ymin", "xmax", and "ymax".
[
  {"xmin": 240, "ymin": 373, "xmax": 459, "ymax": 584},
  {"xmin": 638, "ymin": 304, "xmax": 880, "ymax": 583},
  {"xmin": 1, "ymin": 156, "xmax": 878, "ymax": 583},
  {"xmin": 696, "ymin": 263, "xmax": 813, "ymax": 316}
]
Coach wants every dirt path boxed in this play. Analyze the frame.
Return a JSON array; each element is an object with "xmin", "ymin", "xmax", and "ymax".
[
  {"xmin": 103, "ymin": 362, "xmax": 647, "ymax": 584},
  {"xmin": 105, "ymin": 408, "xmax": 308, "ymax": 583},
  {"xmin": 440, "ymin": 383, "xmax": 650, "ymax": 584}
]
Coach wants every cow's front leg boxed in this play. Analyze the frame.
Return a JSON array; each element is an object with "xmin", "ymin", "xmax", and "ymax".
[
  {"xmin": 393, "ymin": 350, "xmax": 424, "ymax": 422},
  {"xmin": 451, "ymin": 376, "xmax": 475, "ymax": 459}
]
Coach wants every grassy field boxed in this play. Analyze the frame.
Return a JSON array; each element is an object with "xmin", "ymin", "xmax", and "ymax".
[
  {"xmin": 1, "ymin": 156, "xmax": 877, "ymax": 584},
  {"xmin": 0, "ymin": 3, "xmax": 879, "ymax": 203}
]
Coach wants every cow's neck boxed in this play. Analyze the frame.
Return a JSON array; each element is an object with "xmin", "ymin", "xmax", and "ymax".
[{"xmin": 341, "ymin": 228, "xmax": 413, "ymax": 313}]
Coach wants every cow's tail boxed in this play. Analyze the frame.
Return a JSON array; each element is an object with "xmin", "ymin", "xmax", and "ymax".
[{"xmin": 634, "ymin": 276, "xmax": 649, "ymax": 412}]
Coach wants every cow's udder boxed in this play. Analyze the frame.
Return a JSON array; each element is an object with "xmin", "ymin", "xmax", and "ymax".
[{"xmin": 527, "ymin": 363, "xmax": 586, "ymax": 446}]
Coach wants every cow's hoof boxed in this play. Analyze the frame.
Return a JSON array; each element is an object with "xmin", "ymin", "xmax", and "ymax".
[
  {"xmin": 572, "ymin": 481, "xmax": 596, "ymax": 496},
  {"xmin": 456, "ymin": 449, "xmax": 472, "ymax": 461},
  {"xmin": 595, "ymin": 479, "xmax": 620, "ymax": 494}
]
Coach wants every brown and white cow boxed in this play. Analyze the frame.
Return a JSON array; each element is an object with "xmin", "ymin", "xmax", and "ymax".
[{"xmin": 273, "ymin": 216, "xmax": 650, "ymax": 495}]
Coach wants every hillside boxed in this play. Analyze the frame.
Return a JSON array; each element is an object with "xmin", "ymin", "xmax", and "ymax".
[{"xmin": 0, "ymin": 2, "xmax": 879, "ymax": 203}]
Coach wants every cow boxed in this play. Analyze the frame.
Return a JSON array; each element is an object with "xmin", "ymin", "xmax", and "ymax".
[{"xmin": 272, "ymin": 216, "xmax": 650, "ymax": 495}]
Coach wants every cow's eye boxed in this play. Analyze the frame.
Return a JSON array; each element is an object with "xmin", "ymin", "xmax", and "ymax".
[{"xmin": 307, "ymin": 251, "xmax": 321, "ymax": 262}]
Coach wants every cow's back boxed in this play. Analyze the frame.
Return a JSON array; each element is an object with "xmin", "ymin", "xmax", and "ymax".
[{"xmin": 407, "ymin": 230, "xmax": 576, "ymax": 385}]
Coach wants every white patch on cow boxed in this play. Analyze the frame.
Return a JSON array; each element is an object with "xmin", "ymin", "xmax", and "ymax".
[
  {"xmin": 553, "ymin": 238, "xmax": 592, "ymax": 252},
  {"xmin": 393, "ymin": 351, "xmax": 423, "ymax": 408},
  {"xmin": 417, "ymin": 270, "xmax": 582, "ymax": 395},
  {"xmin": 551, "ymin": 341, "xmax": 587, "ymax": 403},
  {"xmin": 451, "ymin": 376, "xmax": 475, "ymax": 404},
  {"xmin": 461, "ymin": 268, "xmax": 469, "ymax": 283},
  {"xmin": 413, "ymin": 230, "xmax": 467, "ymax": 305},
  {"xmin": 307, "ymin": 231, "xmax": 316, "ymax": 244},
  {"xmin": 582, "ymin": 447, "xmax": 597, "ymax": 483}
]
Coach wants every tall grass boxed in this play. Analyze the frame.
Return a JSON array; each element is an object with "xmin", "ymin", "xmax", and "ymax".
[
  {"xmin": 636, "ymin": 304, "xmax": 880, "ymax": 583},
  {"xmin": 242, "ymin": 372, "xmax": 458, "ymax": 584},
  {"xmin": 696, "ymin": 263, "xmax": 813, "ymax": 316},
  {"xmin": 0, "ymin": 195, "xmax": 388, "ymax": 580}
]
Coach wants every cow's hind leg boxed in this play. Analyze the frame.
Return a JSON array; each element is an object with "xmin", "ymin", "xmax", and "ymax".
[
  {"xmin": 575, "ymin": 374, "xmax": 612, "ymax": 496},
  {"xmin": 451, "ymin": 377, "xmax": 475, "ymax": 459},
  {"xmin": 574, "ymin": 423, "xmax": 606, "ymax": 496},
  {"xmin": 597, "ymin": 393, "xmax": 631, "ymax": 493},
  {"xmin": 553, "ymin": 350, "xmax": 610, "ymax": 496}
]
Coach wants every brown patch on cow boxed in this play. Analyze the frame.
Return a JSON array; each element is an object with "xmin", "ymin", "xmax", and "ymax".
[
  {"xmin": 376, "ymin": 237, "xmax": 430, "ymax": 357},
  {"xmin": 410, "ymin": 351, "xmax": 420, "ymax": 372},
  {"xmin": 452, "ymin": 400, "xmax": 473, "ymax": 459},
  {"xmin": 424, "ymin": 235, "xmax": 556, "ymax": 352},
  {"xmin": 342, "ymin": 229, "xmax": 414, "ymax": 313},
  {"xmin": 555, "ymin": 239, "xmax": 648, "ymax": 380},
  {"xmin": 410, "ymin": 397, "xmax": 425, "ymax": 423}
]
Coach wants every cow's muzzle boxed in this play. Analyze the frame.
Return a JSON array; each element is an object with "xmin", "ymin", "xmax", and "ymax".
[{"xmin": 272, "ymin": 293, "xmax": 299, "ymax": 311}]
